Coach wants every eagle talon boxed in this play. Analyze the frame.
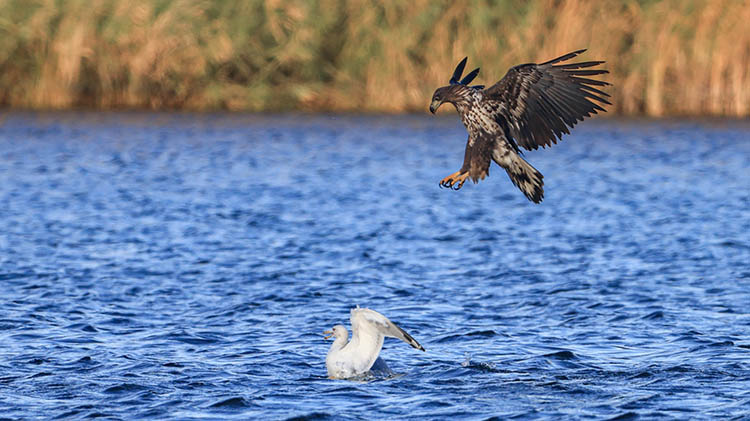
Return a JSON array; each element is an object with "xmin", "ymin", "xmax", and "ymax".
[
  {"xmin": 440, "ymin": 172, "xmax": 460, "ymax": 189},
  {"xmin": 440, "ymin": 171, "xmax": 468, "ymax": 191}
]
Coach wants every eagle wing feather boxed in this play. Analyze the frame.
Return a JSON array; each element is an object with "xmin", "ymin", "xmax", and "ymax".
[{"xmin": 482, "ymin": 49, "xmax": 610, "ymax": 151}]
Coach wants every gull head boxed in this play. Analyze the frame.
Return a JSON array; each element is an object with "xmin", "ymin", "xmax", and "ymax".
[{"xmin": 323, "ymin": 325, "xmax": 347, "ymax": 341}]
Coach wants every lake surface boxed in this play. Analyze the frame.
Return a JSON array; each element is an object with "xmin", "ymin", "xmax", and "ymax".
[{"xmin": 0, "ymin": 112, "xmax": 749, "ymax": 420}]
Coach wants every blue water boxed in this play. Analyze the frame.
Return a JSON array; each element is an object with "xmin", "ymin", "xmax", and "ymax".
[{"xmin": 0, "ymin": 112, "xmax": 749, "ymax": 420}]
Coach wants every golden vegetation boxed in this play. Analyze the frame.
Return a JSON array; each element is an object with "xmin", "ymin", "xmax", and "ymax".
[{"xmin": 0, "ymin": 0, "xmax": 749, "ymax": 116}]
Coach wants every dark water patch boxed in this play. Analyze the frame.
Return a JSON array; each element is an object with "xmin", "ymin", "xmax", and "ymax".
[
  {"xmin": 708, "ymin": 340, "xmax": 735, "ymax": 347},
  {"xmin": 607, "ymin": 412, "xmax": 639, "ymax": 421},
  {"xmin": 628, "ymin": 371, "xmax": 653, "ymax": 379},
  {"xmin": 0, "ymin": 272, "xmax": 33, "ymax": 281},
  {"xmin": 717, "ymin": 240, "xmax": 749, "ymax": 249},
  {"xmin": 543, "ymin": 350, "xmax": 578, "ymax": 360},
  {"xmin": 29, "ymin": 371, "xmax": 53, "ymax": 378},
  {"xmin": 167, "ymin": 331, "xmax": 221, "ymax": 345},
  {"xmin": 436, "ymin": 330, "xmax": 498, "ymax": 343},
  {"xmin": 208, "ymin": 396, "xmax": 255, "ymax": 408},
  {"xmin": 608, "ymin": 314, "xmax": 630, "ymax": 322},
  {"xmin": 284, "ymin": 413, "xmax": 334, "ymax": 421},
  {"xmin": 461, "ymin": 361, "xmax": 503, "ymax": 374},
  {"xmin": 103, "ymin": 383, "xmax": 148, "ymax": 394},
  {"xmin": 65, "ymin": 323, "xmax": 99, "ymax": 333},
  {"xmin": 642, "ymin": 310, "xmax": 664, "ymax": 320}
]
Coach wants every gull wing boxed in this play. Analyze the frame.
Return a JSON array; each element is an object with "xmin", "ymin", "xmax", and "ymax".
[{"xmin": 351, "ymin": 308, "xmax": 425, "ymax": 351}]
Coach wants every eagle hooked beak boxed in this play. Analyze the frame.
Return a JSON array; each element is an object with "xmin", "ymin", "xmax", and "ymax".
[
  {"xmin": 429, "ymin": 98, "xmax": 442, "ymax": 114},
  {"xmin": 323, "ymin": 330, "xmax": 334, "ymax": 340}
]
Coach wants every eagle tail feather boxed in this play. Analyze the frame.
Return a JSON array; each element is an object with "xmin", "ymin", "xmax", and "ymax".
[{"xmin": 504, "ymin": 155, "xmax": 544, "ymax": 204}]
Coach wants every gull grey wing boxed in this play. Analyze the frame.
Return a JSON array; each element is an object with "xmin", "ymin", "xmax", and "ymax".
[
  {"xmin": 352, "ymin": 308, "xmax": 425, "ymax": 352},
  {"xmin": 387, "ymin": 320, "xmax": 425, "ymax": 352},
  {"xmin": 483, "ymin": 49, "xmax": 610, "ymax": 151}
]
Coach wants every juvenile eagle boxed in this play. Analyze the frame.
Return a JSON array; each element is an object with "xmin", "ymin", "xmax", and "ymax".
[{"xmin": 429, "ymin": 49, "xmax": 610, "ymax": 203}]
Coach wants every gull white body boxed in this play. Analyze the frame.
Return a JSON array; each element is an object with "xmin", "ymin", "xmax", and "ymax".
[{"xmin": 325, "ymin": 307, "xmax": 425, "ymax": 379}]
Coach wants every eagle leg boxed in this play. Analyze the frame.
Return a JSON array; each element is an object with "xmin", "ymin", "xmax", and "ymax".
[{"xmin": 439, "ymin": 171, "xmax": 470, "ymax": 190}]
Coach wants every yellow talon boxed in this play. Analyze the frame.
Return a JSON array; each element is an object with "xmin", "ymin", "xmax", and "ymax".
[{"xmin": 440, "ymin": 171, "xmax": 470, "ymax": 190}]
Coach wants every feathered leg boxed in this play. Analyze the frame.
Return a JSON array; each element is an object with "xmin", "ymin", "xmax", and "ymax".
[{"xmin": 440, "ymin": 137, "xmax": 475, "ymax": 190}]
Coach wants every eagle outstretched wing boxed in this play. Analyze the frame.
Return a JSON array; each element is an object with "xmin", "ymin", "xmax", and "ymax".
[{"xmin": 483, "ymin": 49, "xmax": 610, "ymax": 151}]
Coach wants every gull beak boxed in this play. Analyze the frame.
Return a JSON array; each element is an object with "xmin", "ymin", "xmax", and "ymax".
[
  {"xmin": 323, "ymin": 330, "xmax": 334, "ymax": 340},
  {"xmin": 429, "ymin": 99, "xmax": 442, "ymax": 114}
]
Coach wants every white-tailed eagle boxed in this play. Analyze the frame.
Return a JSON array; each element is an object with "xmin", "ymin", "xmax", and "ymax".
[{"xmin": 429, "ymin": 49, "xmax": 610, "ymax": 203}]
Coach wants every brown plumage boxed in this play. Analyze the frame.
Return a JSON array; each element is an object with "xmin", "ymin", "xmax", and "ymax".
[{"xmin": 429, "ymin": 49, "xmax": 610, "ymax": 203}]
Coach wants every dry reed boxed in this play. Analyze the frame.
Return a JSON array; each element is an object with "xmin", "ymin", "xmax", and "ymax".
[{"xmin": 0, "ymin": 0, "xmax": 749, "ymax": 116}]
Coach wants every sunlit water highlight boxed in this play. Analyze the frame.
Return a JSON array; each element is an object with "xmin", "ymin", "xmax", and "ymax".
[{"xmin": 0, "ymin": 113, "xmax": 749, "ymax": 419}]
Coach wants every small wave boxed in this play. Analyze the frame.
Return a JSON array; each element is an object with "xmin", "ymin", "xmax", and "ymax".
[
  {"xmin": 208, "ymin": 397, "xmax": 254, "ymax": 409},
  {"xmin": 462, "ymin": 361, "xmax": 501, "ymax": 373},
  {"xmin": 543, "ymin": 350, "xmax": 577, "ymax": 360},
  {"xmin": 628, "ymin": 371, "xmax": 653, "ymax": 379},
  {"xmin": 167, "ymin": 331, "xmax": 220, "ymax": 345},
  {"xmin": 665, "ymin": 365, "xmax": 691, "ymax": 373},
  {"xmin": 435, "ymin": 330, "xmax": 496, "ymax": 343},
  {"xmin": 459, "ymin": 353, "xmax": 502, "ymax": 373},
  {"xmin": 642, "ymin": 310, "xmax": 664, "ymax": 320},
  {"xmin": 104, "ymin": 383, "xmax": 148, "ymax": 394},
  {"xmin": 284, "ymin": 412, "xmax": 332, "ymax": 421},
  {"xmin": 607, "ymin": 412, "xmax": 639, "ymax": 421},
  {"xmin": 465, "ymin": 330, "xmax": 497, "ymax": 337},
  {"xmin": 708, "ymin": 340, "xmax": 734, "ymax": 347},
  {"xmin": 717, "ymin": 240, "xmax": 749, "ymax": 249},
  {"xmin": 29, "ymin": 371, "xmax": 52, "ymax": 378},
  {"xmin": 66, "ymin": 323, "xmax": 99, "ymax": 332},
  {"xmin": 0, "ymin": 272, "xmax": 32, "ymax": 281}
]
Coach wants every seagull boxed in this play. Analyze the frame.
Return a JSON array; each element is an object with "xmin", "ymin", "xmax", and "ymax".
[{"xmin": 324, "ymin": 307, "xmax": 425, "ymax": 379}]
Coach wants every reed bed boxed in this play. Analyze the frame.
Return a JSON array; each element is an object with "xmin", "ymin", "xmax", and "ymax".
[{"xmin": 0, "ymin": 0, "xmax": 748, "ymax": 116}]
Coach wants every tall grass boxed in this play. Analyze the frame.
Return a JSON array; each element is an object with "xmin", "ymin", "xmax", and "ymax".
[{"xmin": 0, "ymin": 0, "xmax": 749, "ymax": 115}]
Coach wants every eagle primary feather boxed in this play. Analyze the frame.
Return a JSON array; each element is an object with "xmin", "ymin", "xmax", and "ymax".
[{"xmin": 429, "ymin": 49, "xmax": 610, "ymax": 203}]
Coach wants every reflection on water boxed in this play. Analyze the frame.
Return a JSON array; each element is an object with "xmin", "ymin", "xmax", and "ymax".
[{"xmin": 0, "ymin": 113, "xmax": 749, "ymax": 419}]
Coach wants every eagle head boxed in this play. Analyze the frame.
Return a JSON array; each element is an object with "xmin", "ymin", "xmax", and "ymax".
[
  {"xmin": 429, "ymin": 86, "xmax": 449, "ymax": 114},
  {"xmin": 431, "ymin": 57, "xmax": 483, "ymax": 114},
  {"xmin": 430, "ymin": 85, "xmax": 471, "ymax": 114}
]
